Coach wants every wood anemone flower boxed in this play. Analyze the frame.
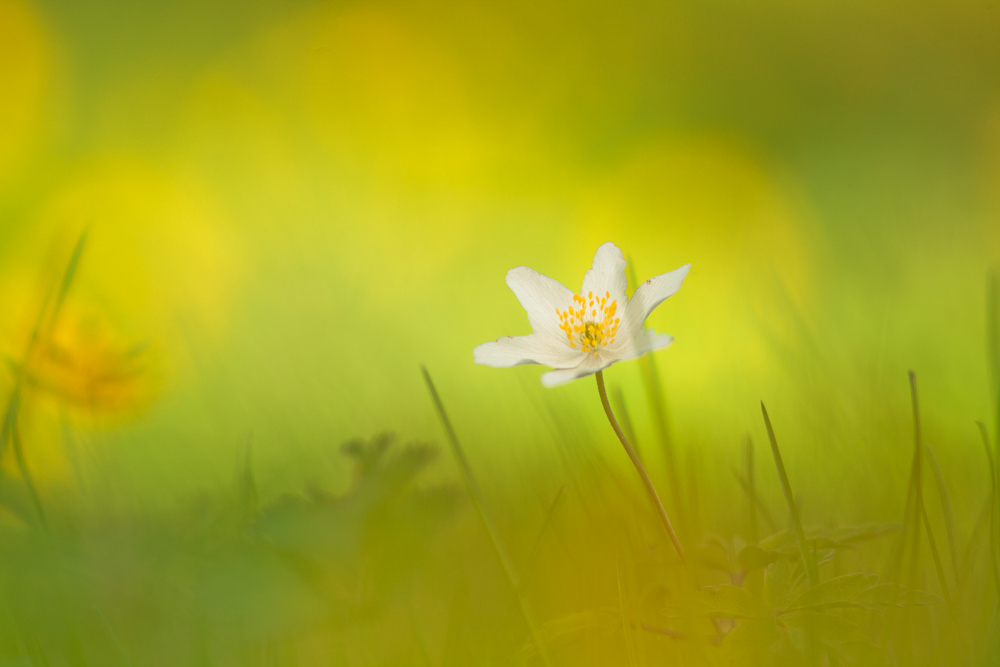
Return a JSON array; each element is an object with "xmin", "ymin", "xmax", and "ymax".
[{"xmin": 474, "ymin": 242, "xmax": 690, "ymax": 386}]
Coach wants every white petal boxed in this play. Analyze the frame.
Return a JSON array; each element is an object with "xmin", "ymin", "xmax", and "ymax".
[
  {"xmin": 540, "ymin": 354, "xmax": 610, "ymax": 387},
  {"xmin": 474, "ymin": 334, "xmax": 583, "ymax": 368},
  {"xmin": 622, "ymin": 264, "xmax": 690, "ymax": 336},
  {"xmin": 505, "ymin": 266, "xmax": 576, "ymax": 341},
  {"xmin": 613, "ymin": 328, "xmax": 674, "ymax": 362},
  {"xmin": 580, "ymin": 242, "xmax": 628, "ymax": 308}
]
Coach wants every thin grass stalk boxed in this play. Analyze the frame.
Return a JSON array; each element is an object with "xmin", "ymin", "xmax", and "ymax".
[
  {"xmin": 890, "ymin": 455, "xmax": 918, "ymax": 584},
  {"xmin": 539, "ymin": 402, "xmax": 601, "ymax": 530},
  {"xmin": 905, "ymin": 372, "xmax": 924, "ymax": 588},
  {"xmin": 528, "ymin": 485, "xmax": 565, "ymax": 568},
  {"xmin": 687, "ymin": 448, "xmax": 702, "ymax": 540},
  {"xmin": 988, "ymin": 272, "xmax": 1000, "ymax": 601},
  {"xmin": 0, "ymin": 231, "xmax": 88, "ymax": 462},
  {"xmin": 734, "ymin": 472, "xmax": 779, "ymax": 533},
  {"xmin": 628, "ymin": 260, "xmax": 685, "ymax": 531},
  {"xmin": 0, "ymin": 384, "xmax": 25, "ymax": 466},
  {"xmin": 744, "ymin": 435, "xmax": 758, "ymax": 544},
  {"xmin": 923, "ymin": 444, "xmax": 959, "ymax": 585},
  {"xmin": 421, "ymin": 367, "xmax": 552, "ymax": 667},
  {"xmin": 989, "ymin": 272, "xmax": 1000, "ymax": 480},
  {"xmin": 978, "ymin": 421, "xmax": 1000, "ymax": 602},
  {"xmin": 596, "ymin": 371, "xmax": 685, "ymax": 563},
  {"xmin": 46, "ymin": 231, "xmax": 90, "ymax": 332},
  {"xmin": 889, "ymin": 373, "xmax": 924, "ymax": 588},
  {"xmin": 889, "ymin": 444, "xmax": 920, "ymax": 596},
  {"xmin": 11, "ymin": 421, "xmax": 45, "ymax": 529},
  {"xmin": 919, "ymin": 503, "xmax": 952, "ymax": 606},
  {"xmin": 640, "ymin": 358, "xmax": 685, "ymax": 524},
  {"xmin": 760, "ymin": 402, "xmax": 818, "ymax": 587},
  {"xmin": 959, "ymin": 495, "xmax": 992, "ymax": 593}
]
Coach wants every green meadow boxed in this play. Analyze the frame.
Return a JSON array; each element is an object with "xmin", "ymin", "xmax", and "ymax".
[{"xmin": 1, "ymin": 0, "xmax": 1000, "ymax": 664}]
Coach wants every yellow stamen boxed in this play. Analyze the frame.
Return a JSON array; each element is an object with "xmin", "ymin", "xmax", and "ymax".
[{"xmin": 557, "ymin": 292, "xmax": 621, "ymax": 354}]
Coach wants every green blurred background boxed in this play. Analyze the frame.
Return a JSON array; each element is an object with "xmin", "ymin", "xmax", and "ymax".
[{"xmin": 1, "ymin": 0, "xmax": 1000, "ymax": 664}]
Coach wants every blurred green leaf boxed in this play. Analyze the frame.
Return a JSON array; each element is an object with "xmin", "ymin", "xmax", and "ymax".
[
  {"xmin": 783, "ymin": 613, "xmax": 871, "ymax": 658},
  {"xmin": 783, "ymin": 573, "xmax": 879, "ymax": 612},
  {"xmin": 738, "ymin": 544, "xmax": 782, "ymax": 573},
  {"xmin": 780, "ymin": 574, "xmax": 940, "ymax": 613},
  {"xmin": 694, "ymin": 585, "xmax": 769, "ymax": 619},
  {"xmin": 527, "ymin": 610, "xmax": 623, "ymax": 655},
  {"xmin": 820, "ymin": 523, "xmax": 901, "ymax": 544},
  {"xmin": 193, "ymin": 544, "xmax": 328, "ymax": 636},
  {"xmin": 722, "ymin": 617, "xmax": 782, "ymax": 661},
  {"xmin": 255, "ymin": 435, "xmax": 454, "ymax": 567},
  {"xmin": 763, "ymin": 558, "xmax": 794, "ymax": 612},
  {"xmin": 693, "ymin": 540, "xmax": 732, "ymax": 572},
  {"xmin": 854, "ymin": 584, "xmax": 941, "ymax": 608},
  {"xmin": 759, "ymin": 524, "xmax": 899, "ymax": 554}
]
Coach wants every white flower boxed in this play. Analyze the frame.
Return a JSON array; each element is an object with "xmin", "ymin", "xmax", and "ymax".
[{"xmin": 474, "ymin": 242, "xmax": 690, "ymax": 387}]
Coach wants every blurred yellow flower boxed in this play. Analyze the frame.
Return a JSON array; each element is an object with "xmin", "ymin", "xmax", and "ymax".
[
  {"xmin": 474, "ymin": 242, "xmax": 690, "ymax": 386},
  {"xmin": 24, "ymin": 302, "xmax": 153, "ymax": 417},
  {"xmin": 12, "ymin": 158, "xmax": 244, "ymax": 382}
]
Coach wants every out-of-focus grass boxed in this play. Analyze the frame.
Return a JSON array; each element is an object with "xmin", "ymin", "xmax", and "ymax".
[
  {"xmin": 0, "ymin": 237, "xmax": 996, "ymax": 666},
  {"xmin": 0, "ymin": 0, "xmax": 1000, "ymax": 664}
]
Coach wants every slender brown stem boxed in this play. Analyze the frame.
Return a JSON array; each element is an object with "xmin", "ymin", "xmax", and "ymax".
[{"xmin": 596, "ymin": 371, "xmax": 685, "ymax": 562}]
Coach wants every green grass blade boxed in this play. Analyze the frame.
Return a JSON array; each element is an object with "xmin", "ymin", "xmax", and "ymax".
[
  {"xmin": 745, "ymin": 435, "xmax": 758, "ymax": 544},
  {"xmin": 45, "ymin": 229, "xmax": 89, "ymax": 337},
  {"xmin": 978, "ymin": 421, "xmax": 1000, "ymax": 602},
  {"xmin": 421, "ymin": 366, "xmax": 552, "ymax": 667},
  {"xmin": 889, "ymin": 373, "xmax": 924, "ymax": 586},
  {"xmin": 989, "ymin": 271, "xmax": 1000, "ymax": 470},
  {"xmin": 919, "ymin": 503, "xmax": 952, "ymax": 606},
  {"xmin": 761, "ymin": 402, "xmax": 818, "ymax": 587},
  {"xmin": 923, "ymin": 444, "xmax": 959, "ymax": 586},
  {"xmin": 0, "ymin": 389, "xmax": 23, "ymax": 475},
  {"xmin": 11, "ymin": 421, "xmax": 45, "ymax": 530},
  {"xmin": 0, "ymin": 231, "xmax": 88, "ymax": 463},
  {"xmin": 528, "ymin": 485, "xmax": 565, "ymax": 568},
  {"xmin": 905, "ymin": 372, "xmax": 924, "ymax": 587},
  {"xmin": 733, "ymin": 471, "xmax": 779, "ymax": 533},
  {"xmin": 959, "ymin": 495, "xmax": 992, "ymax": 591},
  {"xmin": 628, "ymin": 258, "xmax": 685, "ymax": 532}
]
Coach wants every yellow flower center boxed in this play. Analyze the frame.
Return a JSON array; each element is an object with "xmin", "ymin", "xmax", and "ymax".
[{"xmin": 556, "ymin": 290, "xmax": 620, "ymax": 355}]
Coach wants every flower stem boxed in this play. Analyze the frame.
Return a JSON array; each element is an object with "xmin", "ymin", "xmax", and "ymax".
[{"xmin": 596, "ymin": 371, "xmax": 685, "ymax": 563}]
